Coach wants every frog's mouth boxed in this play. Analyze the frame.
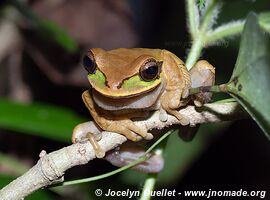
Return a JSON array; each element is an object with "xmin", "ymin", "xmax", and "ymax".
[{"xmin": 91, "ymin": 80, "xmax": 165, "ymax": 111}]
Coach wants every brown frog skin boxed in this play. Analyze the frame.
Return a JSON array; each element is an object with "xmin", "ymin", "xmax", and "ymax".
[{"xmin": 72, "ymin": 48, "xmax": 214, "ymax": 158}]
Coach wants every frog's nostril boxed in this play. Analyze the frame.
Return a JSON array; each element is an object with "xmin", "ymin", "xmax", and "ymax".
[
  {"xmin": 112, "ymin": 83, "xmax": 121, "ymax": 90},
  {"xmin": 106, "ymin": 80, "xmax": 121, "ymax": 90}
]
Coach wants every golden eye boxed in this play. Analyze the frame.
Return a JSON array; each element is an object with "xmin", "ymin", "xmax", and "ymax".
[
  {"xmin": 83, "ymin": 52, "xmax": 96, "ymax": 74},
  {"xmin": 139, "ymin": 59, "xmax": 162, "ymax": 81}
]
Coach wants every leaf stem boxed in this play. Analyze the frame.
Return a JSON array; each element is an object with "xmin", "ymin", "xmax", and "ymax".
[
  {"xmin": 60, "ymin": 156, "xmax": 147, "ymax": 186},
  {"xmin": 185, "ymin": 0, "xmax": 218, "ymax": 70},
  {"xmin": 205, "ymin": 12, "xmax": 270, "ymax": 46},
  {"xmin": 186, "ymin": 0, "xmax": 199, "ymax": 40},
  {"xmin": 206, "ymin": 21, "xmax": 244, "ymax": 44},
  {"xmin": 185, "ymin": 35, "xmax": 205, "ymax": 70},
  {"xmin": 189, "ymin": 84, "xmax": 227, "ymax": 95},
  {"xmin": 139, "ymin": 143, "xmax": 166, "ymax": 200},
  {"xmin": 139, "ymin": 173, "xmax": 158, "ymax": 200},
  {"xmin": 200, "ymin": 0, "xmax": 217, "ymax": 32}
]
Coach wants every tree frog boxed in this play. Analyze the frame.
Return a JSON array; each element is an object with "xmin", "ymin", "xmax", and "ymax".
[{"xmin": 72, "ymin": 48, "xmax": 215, "ymax": 160}]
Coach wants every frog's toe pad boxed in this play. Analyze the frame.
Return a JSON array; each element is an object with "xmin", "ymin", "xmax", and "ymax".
[
  {"xmin": 159, "ymin": 108, "xmax": 168, "ymax": 122},
  {"xmin": 87, "ymin": 132, "xmax": 105, "ymax": 158},
  {"xmin": 194, "ymin": 99, "xmax": 203, "ymax": 107},
  {"xmin": 144, "ymin": 133, "xmax": 154, "ymax": 140},
  {"xmin": 125, "ymin": 122, "xmax": 153, "ymax": 141},
  {"xmin": 179, "ymin": 117, "xmax": 190, "ymax": 126},
  {"xmin": 167, "ymin": 109, "xmax": 190, "ymax": 126},
  {"xmin": 95, "ymin": 148, "xmax": 105, "ymax": 158},
  {"xmin": 174, "ymin": 111, "xmax": 189, "ymax": 126}
]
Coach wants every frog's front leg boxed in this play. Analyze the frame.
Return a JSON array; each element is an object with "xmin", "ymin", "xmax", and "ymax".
[
  {"xmin": 177, "ymin": 60, "xmax": 215, "ymax": 141},
  {"xmin": 159, "ymin": 51, "xmax": 191, "ymax": 125},
  {"xmin": 76, "ymin": 90, "xmax": 153, "ymax": 156},
  {"xmin": 160, "ymin": 89, "xmax": 189, "ymax": 125}
]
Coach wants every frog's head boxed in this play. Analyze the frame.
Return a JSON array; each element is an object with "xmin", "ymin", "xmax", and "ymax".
[{"xmin": 82, "ymin": 48, "xmax": 163, "ymax": 98}]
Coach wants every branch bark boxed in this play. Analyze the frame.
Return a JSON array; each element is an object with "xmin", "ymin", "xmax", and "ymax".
[{"xmin": 0, "ymin": 102, "xmax": 248, "ymax": 200}]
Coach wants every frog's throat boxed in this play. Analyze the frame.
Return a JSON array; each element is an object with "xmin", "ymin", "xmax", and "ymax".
[{"xmin": 92, "ymin": 80, "xmax": 165, "ymax": 111}]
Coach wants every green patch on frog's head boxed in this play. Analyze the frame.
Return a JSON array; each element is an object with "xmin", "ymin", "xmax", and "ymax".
[
  {"xmin": 88, "ymin": 70, "xmax": 162, "ymax": 98},
  {"xmin": 88, "ymin": 69, "xmax": 106, "ymax": 89},
  {"xmin": 121, "ymin": 75, "xmax": 160, "ymax": 90}
]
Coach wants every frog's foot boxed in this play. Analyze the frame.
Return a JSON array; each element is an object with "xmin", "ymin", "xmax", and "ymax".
[
  {"xmin": 106, "ymin": 119, "xmax": 153, "ymax": 142},
  {"xmin": 72, "ymin": 122, "xmax": 105, "ymax": 158},
  {"xmin": 165, "ymin": 107, "xmax": 189, "ymax": 126},
  {"xmin": 74, "ymin": 131, "xmax": 105, "ymax": 158},
  {"xmin": 160, "ymin": 105, "xmax": 189, "ymax": 126},
  {"xmin": 86, "ymin": 132, "xmax": 105, "ymax": 158},
  {"xmin": 159, "ymin": 106, "xmax": 187, "ymax": 124},
  {"xmin": 159, "ymin": 108, "xmax": 168, "ymax": 122},
  {"xmin": 193, "ymin": 96, "xmax": 204, "ymax": 107},
  {"xmin": 160, "ymin": 93, "xmax": 189, "ymax": 126},
  {"xmin": 191, "ymin": 88, "xmax": 213, "ymax": 107}
]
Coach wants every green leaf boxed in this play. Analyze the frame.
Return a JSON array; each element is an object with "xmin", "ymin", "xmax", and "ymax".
[
  {"xmin": 0, "ymin": 99, "xmax": 85, "ymax": 142},
  {"xmin": 226, "ymin": 13, "xmax": 270, "ymax": 138},
  {"xmin": 26, "ymin": 191, "xmax": 53, "ymax": 200},
  {"xmin": 37, "ymin": 19, "xmax": 79, "ymax": 53},
  {"xmin": 259, "ymin": 12, "xmax": 270, "ymax": 33}
]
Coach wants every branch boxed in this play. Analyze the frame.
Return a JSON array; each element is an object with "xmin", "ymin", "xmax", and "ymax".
[{"xmin": 0, "ymin": 102, "xmax": 248, "ymax": 200}]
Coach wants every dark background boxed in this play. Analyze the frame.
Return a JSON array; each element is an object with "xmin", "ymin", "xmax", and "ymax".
[{"xmin": 0, "ymin": 0, "xmax": 269, "ymax": 199}]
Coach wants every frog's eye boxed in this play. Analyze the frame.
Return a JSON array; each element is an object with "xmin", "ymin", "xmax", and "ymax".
[
  {"xmin": 139, "ymin": 59, "xmax": 162, "ymax": 81},
  {"xmin": 83, "ymin": 53, "xmax": 96, "ymax": 74}
]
